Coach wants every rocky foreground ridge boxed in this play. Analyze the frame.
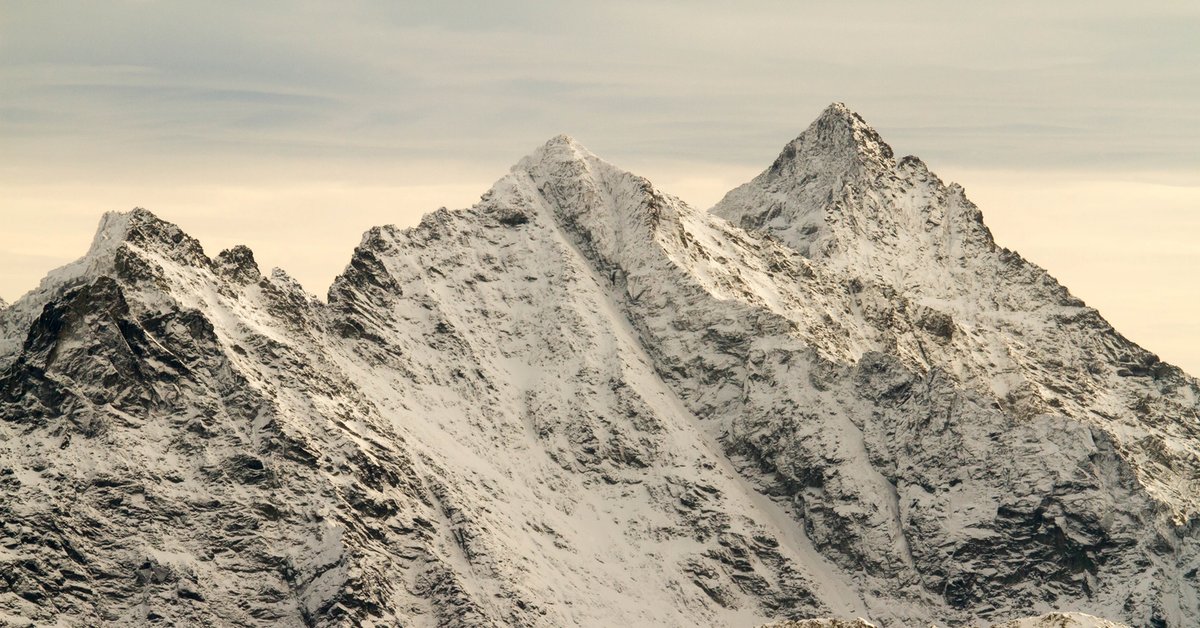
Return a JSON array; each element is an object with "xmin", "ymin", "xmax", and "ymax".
[
  {"xmin": 764, "ymin": 612, "xmax": 1128, "ymax": 627},
  {"xmin": 2, "ymin": 104, "xmax": 1199, "ymax": 627}
]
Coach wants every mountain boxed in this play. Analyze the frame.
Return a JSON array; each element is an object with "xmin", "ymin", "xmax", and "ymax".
[{"xmin": 1, "ymin": 104, "xmax": 1198, "ymax": 627}]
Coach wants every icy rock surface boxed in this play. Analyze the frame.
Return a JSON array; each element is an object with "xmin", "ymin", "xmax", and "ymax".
[
  {"xmin": 761, "ymin": 611, "xmax": 1127, "ymax": 627},
  {"xmin": 988, "ymin": 612, "xmax": 1131, "ymax": 627},
  {"xmin": 1, "ymin": 106, "xmax": 1197, "ymax": 627},
  {"xmin": 761, "ymin": 619, "xmax": 878, "ymax": 628}
]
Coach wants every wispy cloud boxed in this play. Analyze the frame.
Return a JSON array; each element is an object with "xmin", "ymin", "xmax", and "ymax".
[
  {"xmin": 1, "ymin": 1, "xmax": 1198, "ymax": 369},
  {"xmin": 3, "ymin": 1, "xmax": 1198, "ymax": 175}
]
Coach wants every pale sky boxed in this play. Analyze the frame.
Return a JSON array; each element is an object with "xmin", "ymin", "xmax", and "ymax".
[{"xmin": 1, "ymin": 1, "xmax": 1198, "ymax": 373}]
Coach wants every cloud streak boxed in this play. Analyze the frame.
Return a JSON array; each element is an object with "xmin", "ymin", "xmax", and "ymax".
[{"xmin": 4, "ymin": 1, "xmax": 1199, "ymax": 172}]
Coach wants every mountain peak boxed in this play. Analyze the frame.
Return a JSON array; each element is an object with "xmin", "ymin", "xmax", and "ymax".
[
  {"xmin": 87, "ymin": 207, "xmax": 210, "ymax": 270},
  {"xmin": 544, "ymin": 133, "xmax": 584, "ymax": 148},
  {"xmin": 710, "ymin": 103, "xmax": 900, "ymax": 257},
  {"xmin": 215, "ymin": 245, "xmax": 261, "ymax": 285},
  {"xmin": 769, "ymin": 103, "xmax": 894, "ymax": 176},
  {"xmin": 515, "ymin": 134, "xmax": 598, "ymax": 174},
  {"xmin": 86, "ymin": 208, "xmax": 143, "ymax": 258},
  {"xmin": 814, "ymin": 101, "xmax": 861, "ymax": 124}
]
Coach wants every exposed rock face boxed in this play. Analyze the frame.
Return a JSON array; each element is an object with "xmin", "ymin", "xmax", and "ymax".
[
  {"xmin": 216, "ymin": 245, "xmax": 262, "ymax": 285},
  {"xmin": 762, "ymin": 611, "xmax": 1129, "ymax": 628},
  {"xmin": 1, "ymin": 105, "xmax": 1197, "ymax": 627},
  {"xmin": 989, "ymin": 612, "xmax": 1132, "ymax": 628},
  {"xmin": 762, "ymin": 619, "xmax": 879, "ymax": 628}
]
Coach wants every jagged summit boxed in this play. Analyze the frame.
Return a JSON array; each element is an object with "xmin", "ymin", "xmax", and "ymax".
[
  {"xmin": 0, "ymin": 208, "xmax": 275, "ymax": 366},
  {"xmin": 512, "ymin": 133, "xmax": 612, "ymax": 184},
  {"xmin": 541, "ymin": 132, "xmax": 587, "ymax": 150},
  {"xmin": 1, "ymin": 209, "xmax": 205, "ymax": 324},
  {"xmin": 87, "ymin": 208, "xmax": 210, "ymax": 268},
  {"xmin": 215, "ymin": 245, "xmax": 261, "ymax": 285},
  {"xmin": 492, "ymin": 131, "xmax": 673, "ymax": 260},
  {"xmin": 812, "ymin": 102, "xmax": 890, "ymax": 144},
  {"xmin": 712, "ymin": 102, "xmax": 988, "ymax": 263},
  {"xmin": 710, "ymin": 103, "xmax": 920, "ymax": 259},
  {"xmin": 768, "ymin": 102, "xmax": 895, "ymax": 175}
]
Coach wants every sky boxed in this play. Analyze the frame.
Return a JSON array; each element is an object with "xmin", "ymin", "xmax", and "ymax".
[{"xmin": 1, "ymin": 1, "xmax": 1198, "ymax": 372}]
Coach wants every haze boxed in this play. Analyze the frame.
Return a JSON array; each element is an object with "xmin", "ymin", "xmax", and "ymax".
[{"xmin": 1, "ymin": 1, "xmax": 1198, "ymax": 373}]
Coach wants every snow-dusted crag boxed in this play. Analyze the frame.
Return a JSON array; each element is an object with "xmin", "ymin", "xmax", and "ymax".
[
  {"xmin": 763, "ymin": 613, "xmax": 1130, "ymax": 628},
  {"xmin": 988, "ymin": 612, "xmax": 1132, "ymax": 628},
  {"xmin": 2, "ymin": 104, "xmax": 1199, "ymax": 627}
]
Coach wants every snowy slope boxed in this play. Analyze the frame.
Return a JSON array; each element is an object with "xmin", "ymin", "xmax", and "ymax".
[
  {"xmin": 2, "ymin": 105, "xmax": 1198, "ymax": 627},
  {"xmin": 0, "ymin": 205, "xmax": 858, "ymax": 624},
  {"xmin": 0, "ymin": 210, "xmax": 475, "ymax": 625},
  {"xmin": 491, "ymin": 131, "xmax": 1199, "ymax": 626}
]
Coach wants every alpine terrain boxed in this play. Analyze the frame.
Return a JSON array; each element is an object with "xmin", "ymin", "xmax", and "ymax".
[{"xmin": 1, "ymin": 103, "xmax": 1198, "ymax": 627}]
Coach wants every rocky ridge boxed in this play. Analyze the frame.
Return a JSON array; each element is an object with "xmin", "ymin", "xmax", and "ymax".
[
  {"xmin": 1, "ymin": 104, "xmax": 1198, "ymax": 626},
  {"xmin": 761, "ymin": 612, "xmax": 1129, "ymax": 628}
]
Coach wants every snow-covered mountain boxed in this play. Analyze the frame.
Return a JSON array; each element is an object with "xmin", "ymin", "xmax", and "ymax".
[{"xmin": 2, "ymin": 104, "xmax": 1198, "ymax": 627}]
